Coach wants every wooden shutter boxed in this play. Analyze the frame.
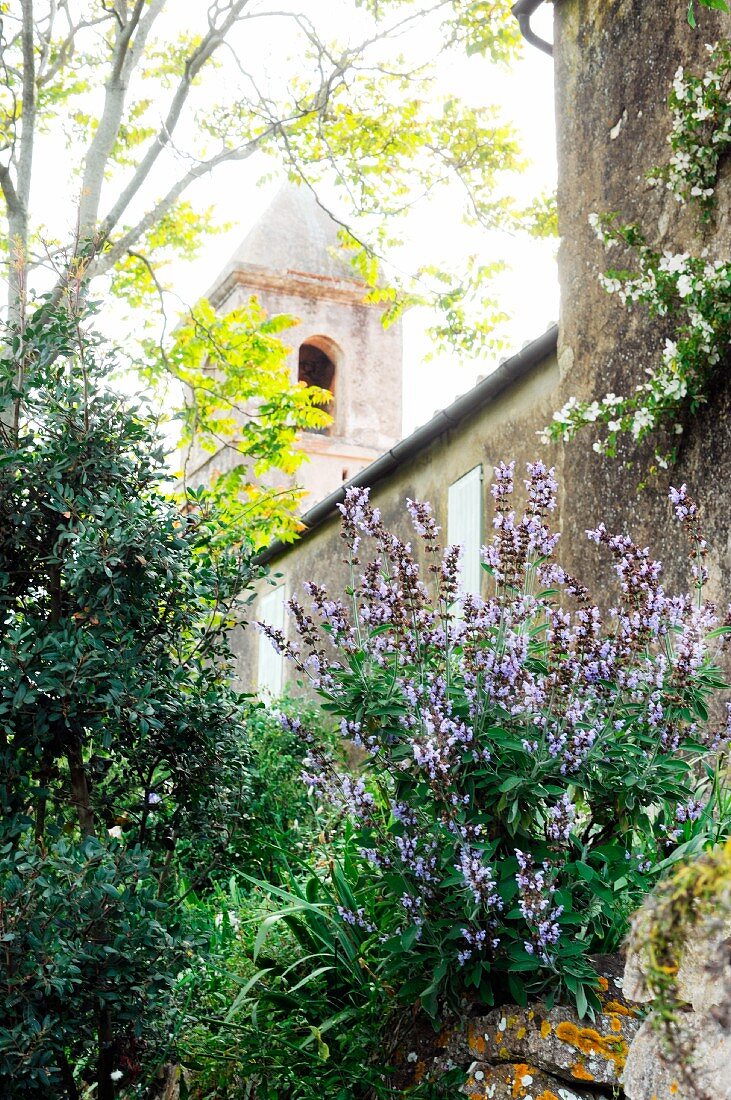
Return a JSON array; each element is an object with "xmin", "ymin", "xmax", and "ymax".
[
  {"xmin": 447, "ymin": 465, "xmax": 483, "ymax": 598},
  {"xmin": 257, "ymin": 585, "xmax": 286, "ymax": 696}
]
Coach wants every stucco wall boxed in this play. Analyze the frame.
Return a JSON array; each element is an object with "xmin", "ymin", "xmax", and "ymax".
[{"xmin": 232, "ymin": 347, "xmax": 561, "ymax": 694}]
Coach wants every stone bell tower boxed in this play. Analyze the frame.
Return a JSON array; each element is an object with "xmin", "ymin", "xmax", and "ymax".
[{"xmin": 194, "ymin": 183, "xmax": 403, "ymax": 506}]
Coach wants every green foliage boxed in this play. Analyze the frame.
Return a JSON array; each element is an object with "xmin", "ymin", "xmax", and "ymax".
[
  {"xmin": 651, "ymin": 40, "xmax": 731, "ymax": 217},
  {"xmin": 261, "ymin": 470, "xmax": 731, "ymax": 1021},
  {"xmin": 0, "ymin": 837, "xmax": 192, "ymax": 1096},
  {"xmin": 631, "ymin": 836, "xmax": 731, "ymax": 1015},
  {"xmin": 0, "ymin": 2, "xmax": 529, "ymax": 344},
  {"xmin": 688, "ymin": 0, "xmax": 729, "ymax": 28},
  {"xmin": 147, "ymin": 296, "xmax": 333, "ymax": 548},
  {"xmin": 179, "ymin": 868, "xmax": 464, "ymax": 1098},
  {"xmin": 0, "ymin": 303, "xmax": 256, "ymax": 1097},
  {"xmin": 232, "ymin": 699, "xmax": 339, "ymax": 872}
]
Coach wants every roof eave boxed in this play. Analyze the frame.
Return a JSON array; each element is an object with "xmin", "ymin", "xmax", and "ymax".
[{"xmin": 256, "ymin": 323, "xmax": 559, "ymax": 567}]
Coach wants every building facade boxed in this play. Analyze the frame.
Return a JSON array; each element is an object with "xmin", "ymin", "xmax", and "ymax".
[{"xmin": 218, "ymin": 0, "xmax": 731, "ymax": 697}]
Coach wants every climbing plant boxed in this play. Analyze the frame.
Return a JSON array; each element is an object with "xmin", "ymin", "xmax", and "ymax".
[
  {"xmin": 688, "ymin": 0, "xmax": 729, "ymax": 28},
  {"xmin": 544, "ymin": 39, "xmax": 731, "ymax": 470}
]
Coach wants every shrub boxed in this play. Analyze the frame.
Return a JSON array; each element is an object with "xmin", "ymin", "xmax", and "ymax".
[
  {"xmin": 0, "ymin": 837, "xmax": 194, "ymax": 1096},
  {"xmin": 0, "ymin": 304, "xmax": 255, "ymax": 1098},
  {"xmin": 260, "ymin": 462, "xmax": 730, "ymax": 1016},
  {"xmin": 226, "ymin": 698, "xmax": 341, "ymax": 879},
  {"xmin": 179, "ymin": 873, "xmax": 464, "ymax": 1099}
]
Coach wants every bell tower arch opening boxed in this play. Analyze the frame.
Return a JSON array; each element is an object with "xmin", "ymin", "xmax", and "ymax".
[{"xmin": 298, "ymin": 335, "xmax": 341, "ymax": 435}]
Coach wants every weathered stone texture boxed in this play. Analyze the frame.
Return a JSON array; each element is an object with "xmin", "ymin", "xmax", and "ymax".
[
  {"xmin": 391, "ymin": 959, "xmax": 640, "ymax": 1099},
  {"xmin": 622, "ymin": 1013, "xmax": 731, "ymax": 1100},
  {"xmin": 621, "ymin": 869, "xmax": 731, "ymax": 1100},
  {"xmin": 554, "ymin": 0, "xmax": 731, "ymax": 605},
  {"xmin": 461, "ymin": 1001, "xmax": 639, "ymax": 1089},
  {"xmin": 461, "ymin": 1060, "xmax": 596, "ymax": 1100},
  {"xmin": 624, "ymin": 904, "xmax": 731, "ymax": 1012}
]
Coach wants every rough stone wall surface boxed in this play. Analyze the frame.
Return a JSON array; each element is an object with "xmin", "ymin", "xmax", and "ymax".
[
  {"xmin": 554, "ymin": 0, "xmax": 731, "ymax": 605},
  {"xmin": 622, "ymin": 894, "xmax": 731, "ymax": 1099},
  {"xmin": 232, "ymin": 350, "xmax": 561, "ymax": 693},
  {"xmin": 387, "ymin": 958, "xmax": 639, "ymax": 1099}
]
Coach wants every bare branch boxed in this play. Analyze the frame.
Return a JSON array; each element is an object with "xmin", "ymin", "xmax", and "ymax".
[
  {"xmin": 97, "ymin": 0, "xmax": 251, "ymax": 244},
  {"xmin": 37, "ymin": 12, "xmax": 114, "ymax": 89},
  {"xmin": 90, "ymin": 124, "xmax": 280, "ymax": 278},
  {"xmin": 77, "ymin": 0, "xmax": 164, "ymax": 238}
]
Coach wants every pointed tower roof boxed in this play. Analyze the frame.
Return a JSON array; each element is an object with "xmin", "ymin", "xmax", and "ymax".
[{"xmin": 230, "ymin": 183, "xmax": 356, "ymax": 282}]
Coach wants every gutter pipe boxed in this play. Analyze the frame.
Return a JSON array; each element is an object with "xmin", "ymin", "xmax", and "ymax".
[
  {"xmin": 256, "ymin": 324, "xmax": 559, "ymax": 567},
  {"xmin": 511, "ymin": 0, "xmax": 553, "ymax": 57}
]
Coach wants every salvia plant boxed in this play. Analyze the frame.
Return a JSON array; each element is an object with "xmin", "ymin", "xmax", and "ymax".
[{"xmin": 259, "ymin": 462, "xmax": 730, "ymax": 1016}]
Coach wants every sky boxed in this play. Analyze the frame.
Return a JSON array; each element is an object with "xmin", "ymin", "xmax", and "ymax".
[
  {"xmin": 162, "ymin": 2, "xmax": 559, "ymax": 436},
  {"xmin": 22, "ymin": 1, "xmax": 558, "ymax": 439}
]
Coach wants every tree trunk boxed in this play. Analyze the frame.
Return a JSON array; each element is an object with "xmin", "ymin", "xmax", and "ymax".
[
  {"xmin": 96, "ymin": 1002, "xmax": 115, "ymax": 1100},
  {"xmin": 66, "ymin": 739, "xmax": 96, "ymax": 839}
]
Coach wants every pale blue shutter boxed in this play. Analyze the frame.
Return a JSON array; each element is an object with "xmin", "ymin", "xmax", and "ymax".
[
  {"xmin": 447, "ymin": 465, "xmax": 483, "ymax": 598},
  {"xmin": 257, "ymin": 585, "xmax": 286, "ymax": 696}
]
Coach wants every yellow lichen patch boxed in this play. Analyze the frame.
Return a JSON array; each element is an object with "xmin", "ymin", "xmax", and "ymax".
[
  {"xmin": 507, "ymin": 1014, "xmax": 519, "ymax": 1028},
  {"xmin": 511, "ymin": 1064, "xmax": 536, "ymax": 1099},
  {"xmin": 554, "ymin": 1019, "xmax": 628, "ymax": 1071},
  {"xmin": 516, "ymin": 1026, "xmax": 527, "ymax": 1040},
  {"xmin": 498, "ymin": 1045, "xmax": 510, "ymax": 1058},
  {"xmin": 670, "ymin": 1083, "xmax": 679, "ymax": 1095},
  {"xmin": 597, "ymin": 976, "xmax": 609, "ymax": 990},
  {"xmin": 571, "ymin": 1062, "xmax": 595, "ymax": 1081},
  {"xmin": 540, "ymin": 1019, "xmax": 552, "ymax": 1039},
  {"xmin": 604, "ymin": 999, "xmax": 635, "ymax": 1016},
  {"xmin": 609, "ymin": 1015, "xmax": 623, "ymax": 1033},
  {"xmin": 536, "ymin": 1092, "xmax": 559, "ymax": 1100},
  {"xmin": 467, "ymin": 1023, "xmax": 487, "ymax": 1055}
]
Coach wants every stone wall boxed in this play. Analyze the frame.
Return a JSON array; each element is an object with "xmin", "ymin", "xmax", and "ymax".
[{"xmin": 554, "ymin": 0, "xmax": 731, "ymax": 604}]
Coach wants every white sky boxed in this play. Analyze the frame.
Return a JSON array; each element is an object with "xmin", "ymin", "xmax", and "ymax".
[
  {"xmin": 162, "ymin": 3, "xmax": 559, "ymax": 435},
  {"xmin": 24, "ymin": 2, "xmax": 558, "ymax": 438}
]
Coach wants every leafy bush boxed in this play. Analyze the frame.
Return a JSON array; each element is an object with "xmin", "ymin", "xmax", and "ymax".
[
  {"xmin": 0, "ymin": 305, "xmax": 255, "ymax": 1098},
  {"xmin": 227, "ymin": 698, "xmax": 341, "ymax": 878},
  {"xmin": 0, "ymin": 836, "xmax": 196, "ymax": 1096},
  {"xmin": 260, "ymin": 462, "xmax": 730, "ymax": 1016},
  {"xmin": 179, "ymin": 873, "xmax": 464, "ymax": 1099}
]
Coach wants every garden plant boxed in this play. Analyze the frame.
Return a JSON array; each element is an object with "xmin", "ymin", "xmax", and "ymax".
[
  {"xmin": 259, "ymin": 462, "xmax": 731, "ymax": 1024},
  {"xmin": 0, "ymin": 301, "xmax": 262, "ymax": 1098}
]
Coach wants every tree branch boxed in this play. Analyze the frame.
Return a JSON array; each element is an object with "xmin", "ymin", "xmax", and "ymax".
[
  {"xmin": 90, "ymin": 125, "xmax": 279, "ymax": 278},
  {"xmin": 77, "ymin": 0, "xmax": 163, "ymax": 239},
  {"xmin": 17, "ymin": 0, "xmax": 35, "ymax": 210},
  {"xmin": 97, "ymin": 0, "xmax": 251, "ymax": 244}
]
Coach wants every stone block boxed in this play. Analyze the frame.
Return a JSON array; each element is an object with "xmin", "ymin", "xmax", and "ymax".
[
  {"xmin": 622, "ymin": 1012, "xmax": 731, "ymax": 1100},
  {"xmin": 461, "ymin": 1060, "xmax": 597, "ymax": 1100},
  {"xmin": 462, "ymin": 1000, "xmax": 640, "ymax": 1089}
]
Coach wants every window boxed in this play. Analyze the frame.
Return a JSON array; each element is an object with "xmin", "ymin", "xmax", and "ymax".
[
  {"xmin": 298, "ymin": 337, "xmax": 339, "ymax": 434},
  {"xmin": 447, "ymin": 465, "xmax": 483, "ymax": 598},
  {"xmin": 257, "ymin": 585, "xmax": 285, "ymax": 696}
]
